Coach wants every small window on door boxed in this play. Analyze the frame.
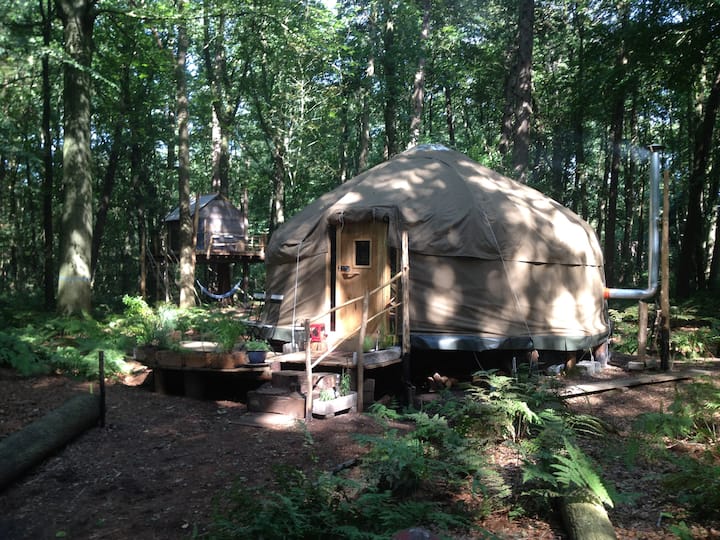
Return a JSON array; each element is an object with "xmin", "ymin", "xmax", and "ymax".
[{"xmin": 354, "ymin": 239, "xmax": 371, "ymax": 267}]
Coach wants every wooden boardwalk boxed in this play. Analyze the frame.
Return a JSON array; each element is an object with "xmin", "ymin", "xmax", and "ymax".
[{"xmin": 560, "ymin": 368, "xmax": 715, "ymax": 398}]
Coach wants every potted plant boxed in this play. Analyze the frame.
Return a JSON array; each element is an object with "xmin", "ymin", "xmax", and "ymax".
[
  {"xmin": 312, "ymin": 372, "xmax": 357, "ymax": 418},
  {"xmin": 245, "ymin": 340, "xmax": 271, "ymax": 364},
  {"xmin": 211, "ymin": 319, "xmax": 246, "ymax": 352}
]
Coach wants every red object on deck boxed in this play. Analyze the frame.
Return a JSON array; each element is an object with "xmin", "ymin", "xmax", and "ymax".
[{"xmin": 310, "ymin": 323, "xmax": 326, "ymax": 343}]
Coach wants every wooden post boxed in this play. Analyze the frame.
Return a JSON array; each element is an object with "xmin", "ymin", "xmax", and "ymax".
[
  {"xmin": 242, "ymin": 260, "xmax": 250, "ymax": 308},
  {"xmin": 304, "ymin": 318, "xmax": 313, "ymax": 422},
  {"xmin": 192, "ymin": 191, "xmax": 201, "ymax": 251},
  {"xmin": 401, "ymin": 231, "xmax": 412, "ymax": 403},
  {"xmin": 99, "ymin": 351, "xmax": 106, "ymax": 428},
  {"xmin": 357, "ymin": 291, "xmax": 369, "ymax": 413},
  {"xmin": 660, "ymin": 169, "xmax": 671, "ymax": 370},
  {"xmin": 638, "ymin": 301, "xmax": 648, "ymax": 363}
]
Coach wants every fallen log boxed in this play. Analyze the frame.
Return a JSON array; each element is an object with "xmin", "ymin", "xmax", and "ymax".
[
  {"xmin": 0, "ymin": 393, "xmax": 101, "ymax": 492},
  {"xmin": 561, "ymin": 496, "xmax": 617, "ymax": 540}
]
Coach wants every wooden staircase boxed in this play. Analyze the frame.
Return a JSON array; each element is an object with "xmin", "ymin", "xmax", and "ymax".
[{"xmin": 247, "ymin": 370, "xmax": 356, "ymax": 420}]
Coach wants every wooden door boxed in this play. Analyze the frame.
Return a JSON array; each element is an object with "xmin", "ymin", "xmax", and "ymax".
[{"xmin": 335, "ymin": 221, "xmax": 389, "ymax": 350}]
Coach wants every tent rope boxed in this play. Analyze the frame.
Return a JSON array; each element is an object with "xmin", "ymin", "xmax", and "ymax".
[
  {"xmin": 291, "ymin": 239, "xmax": 303, "ymax": 348},
  {"xmin": 480, "ymin": 212, "xmax": 536, "ymax": 350},
  {"xmin": 196, "ymin": 279, "xmax": 243, "ymax": 300}
]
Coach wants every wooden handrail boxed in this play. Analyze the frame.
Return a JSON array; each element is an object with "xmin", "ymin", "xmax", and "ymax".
[{"xmin": 309, "ymin": 301, "xmax": 400, "ymax": 370}]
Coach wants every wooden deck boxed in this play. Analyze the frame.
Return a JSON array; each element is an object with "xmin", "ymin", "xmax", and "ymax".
[{"xmin": 276, "ymin": 346, "xmax": 403, "ymax": 370}]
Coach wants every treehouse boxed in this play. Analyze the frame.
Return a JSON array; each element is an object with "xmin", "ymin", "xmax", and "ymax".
[{"xmin": 164, "ymin": 193, "xmax": 266, "ymax": 300}]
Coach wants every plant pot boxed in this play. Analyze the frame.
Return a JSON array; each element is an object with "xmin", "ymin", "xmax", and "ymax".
[{"xmin": 247, "ymin": 351, "xmax": 267, "ymax": 364}]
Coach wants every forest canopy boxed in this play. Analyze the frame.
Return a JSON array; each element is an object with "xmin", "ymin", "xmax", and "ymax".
[{"xmin": 0, "ymin": 0, "xmax": 719, "ymax": 312}]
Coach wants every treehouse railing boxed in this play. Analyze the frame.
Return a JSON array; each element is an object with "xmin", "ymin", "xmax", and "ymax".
[{"xmin": 201, "ymin": 233, "xmax": 266, "ymax": 257}]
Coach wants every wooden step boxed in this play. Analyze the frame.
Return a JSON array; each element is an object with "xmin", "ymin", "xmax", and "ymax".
[
  {"xmin": 271, "ymin": 370, "xmax": 339, "ymax": 394},
  {"xmin": 246, "ymin": 387, "xmax": 306, "ymax": 419}
]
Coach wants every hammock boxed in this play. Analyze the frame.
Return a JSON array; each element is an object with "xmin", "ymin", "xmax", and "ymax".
[{"xmin": 196, "ymin": 279, "xmax": 244, "ymax": 300}]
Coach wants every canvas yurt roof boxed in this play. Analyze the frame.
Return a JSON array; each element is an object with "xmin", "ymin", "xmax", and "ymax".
[{"xmin": 263, "ymin": 145, "xmax": 610, "ymax": 352}]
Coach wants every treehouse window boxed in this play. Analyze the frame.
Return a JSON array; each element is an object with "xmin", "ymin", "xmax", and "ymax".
[{"xmin": 355, "ymin": 240, "xmax": 371, "ymax": 267}]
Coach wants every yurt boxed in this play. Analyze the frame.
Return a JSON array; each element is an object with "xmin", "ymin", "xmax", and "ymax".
[{"xmin": 259, "ymin": 145, "xmax": 610, "ymax": 354}]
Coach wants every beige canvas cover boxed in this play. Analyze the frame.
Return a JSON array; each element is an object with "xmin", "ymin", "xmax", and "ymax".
[{"xmin": 261, "ymin": 145, "xmax": 609, "ymax": 352}]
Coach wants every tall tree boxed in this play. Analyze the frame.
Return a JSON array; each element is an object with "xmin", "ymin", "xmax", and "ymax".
[
  {"xmin": 202, "ymin": 2, "xmax": 247, "ymax": 196},
  {"xmin": 380, "ymin": 0, "xmax": 399, "ymax": 158},
  {"xmin": 56, "ymin": 0, "xmax": 96, "ymax": 315},
  {"xmin": 175, "ymin": 2, "xmax": 196, "ymax": 308},
  {"xmin": 407, "ymin": 0, "xmax": 431, "ymax": 149},
  {"xmin": 499, "ymin": 0, "xmax": 534, "ymax": 183},
  {"xmin": 40, "ymin": 0, "xmax": 55, "ymax": 310},
  {"xmin": 676, "ymin": 63, "xmax": 720, "ymax": 298}
]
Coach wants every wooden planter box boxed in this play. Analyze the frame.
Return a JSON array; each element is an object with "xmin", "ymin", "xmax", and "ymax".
[
  {"xmin": 133, "ymin": 345, "xmax": 159, "ymax": 366},
  {"xmin": 210, "ymin": 351, "xmax": 248, "ymax": 369},
  {"xmin": 156, "ymin": 349, "xmax": 182, "ymax": 368},
  {"xmin": 184, "ymin": 351, "xmax": 212, "ymax": 368},
  {"xmin": 312, "ymin": 392, "xmax": 357, "ymax": 418}
]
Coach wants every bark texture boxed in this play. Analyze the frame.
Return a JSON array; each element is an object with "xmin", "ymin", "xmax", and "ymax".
[{"xmin": 0, "ymin": 394, "xmax": 101, "ymax": 492}]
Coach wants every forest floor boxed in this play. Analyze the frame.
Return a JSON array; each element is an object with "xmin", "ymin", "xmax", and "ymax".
[{"xmin": 1, "ymin": 356, "xmax": 719, "ymax": 540}]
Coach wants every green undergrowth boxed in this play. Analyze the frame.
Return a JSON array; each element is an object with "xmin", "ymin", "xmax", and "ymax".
[
  {"xmin": 0, "ymin": 296, "xmax": 248, "ymax": 380},
  {"xmin": 610, "ymin": 295, "xmax": 720, "ymax": 359},
  {"xmin": 0, "ymin": 312, "xmax": 129, "ymax": 379},
  {"xmin": 201, "ymin": 370, "xmax": 616, "ymax": 539},
  {"xmin": 631, "ymin": 377, "xmax": 720, "ymax": 520}
]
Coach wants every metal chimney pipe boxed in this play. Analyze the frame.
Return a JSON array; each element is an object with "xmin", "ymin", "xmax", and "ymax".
[{"xmin": 604, "ymin": 144, "xmax": 663, "ymax": 300}]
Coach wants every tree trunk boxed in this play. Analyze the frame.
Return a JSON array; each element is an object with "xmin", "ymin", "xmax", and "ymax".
[
  {"xmin": 128, "ymin": 142, "xmax": 148, "ymax": 298},
  {"xmin": 211, "ymin": 107, "xmax": 223, "ymax": 192},
  {"xmin": 561, "ymin": 497, "xmax": 617, "ymax": 540},
  {"xmin": 709, "ymin": 202, "xmax": 720, "ymax": 291},
  {"xmin": 512, "ymin": 0, "xmax": 534, "ymax": 183},
  {"xmin": 620, "ymin": 96, "xmax": 638, "ymax": 284},
  {"xmin": 550, "ymin": 124, "xmax": 564, "ymax": 201},
  {"xmin": 338, "ymin": 102, "xmax": 349, "ymax": 183},
  {"xmin": 604, "ymin": 96, "xmax": 624, "ymax": 287},
  {"xmin": 41, "ymin": 0, "xmax": 54, "ymax": 310},
  {"xmin": 56, "ymin": 0, "xmax": 96, "ymax": 315},
  {"xmin": 203, "ymin": 7, "xmax": 237, "ymax": 198},
  {"xmin": 705, "ymin": 150, "xmax": 720, "ymax": 290},
  {"xmin": 0, "ymin": 394, "xmax": 100, "ymax": 492},
  {"xmin": 269, "ymin": 142, "xmax": 286, "ymax": 234},
  {"xmin": 176, "ymin": 7, "xmax": 196, "ymax": 308},
  {"xmin": 676, "ymin": 64, "xmax": 720, "ymax": 298},
  {"xmin": 358, "ymin": 78, "xmax": 371, "ymax": 172},
  {"xmin": 91, "ymin": 117, "xmax": 124, "ymax": 277},
  {"xmin": 407, "ymin": 0, "xmax": 430, "ymax": 149},
  {"xmin": 445, "ymin": 85, "xmax": 455, "ymax": 148},
  {"xmin": 571, "ymin": 3, "xmax": 587, "ymax": 219},
  {"xmin": 499, "ymin": 52, "xmax": 516, "ymax": 157},
  {"xmin": 381, "ymin": 0, "xmax": 398, "ymax": 158},
  {"xmin": 498, "ymin": 0, "xmax": 534, "ymax": 183}
]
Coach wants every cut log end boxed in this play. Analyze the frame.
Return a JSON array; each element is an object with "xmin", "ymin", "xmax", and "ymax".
[{"xmin": 561, "ymin": 497, "xmax": 617, "ymax": 540}]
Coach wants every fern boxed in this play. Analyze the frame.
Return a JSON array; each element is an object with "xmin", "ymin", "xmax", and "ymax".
[
  {"xmin": 550, "ymin": 440, "xmax": 613, "ymax": 507},
  {"xmin": 0, "ymin": 330, "xmax": 49, "ymax": 376}
]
